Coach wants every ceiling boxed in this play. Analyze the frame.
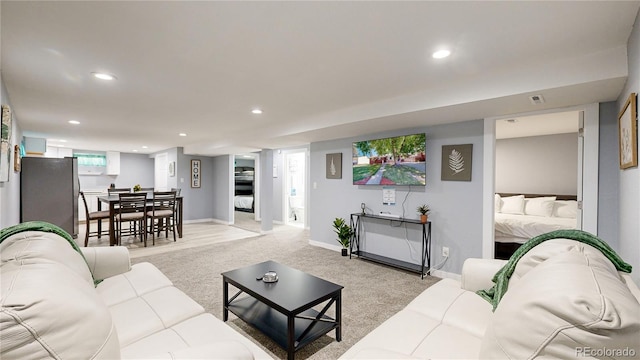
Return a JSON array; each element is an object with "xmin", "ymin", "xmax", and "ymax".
[{"xmin": 1, "ymin": 1, "xmax": 638, "ymax": 156}]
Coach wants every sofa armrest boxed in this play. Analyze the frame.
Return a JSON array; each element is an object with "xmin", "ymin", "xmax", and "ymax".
[
  {"xmin": 460, "ymin": 258, "xmax": 507, "ymax": 292},
  {"xmin": 80, "ymin": 246, "xmax": 131, "ymax": 281}
]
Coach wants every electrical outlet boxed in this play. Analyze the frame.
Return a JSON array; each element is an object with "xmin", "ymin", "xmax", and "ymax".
[{"xmin": 442, "ymin": 246, "xmax": 449, "ymax": 258}]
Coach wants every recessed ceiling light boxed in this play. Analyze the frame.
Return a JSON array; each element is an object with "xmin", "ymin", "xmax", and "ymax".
[
  {"xmin": 251, "ymin": 109, "xmax": 263, "ymax": 114},
  {"xmin": 68, "ymin": 120, "xmax": 80, "ymax": 125},
  {"xmin": 432, "ymin": 49, "xmax": 451, "ymax": 59},
  {"xmin": 132, "ymin": 149, "xmax": 138, "ymax": 152},
  {"xmin": 142, "ymin": 145, "xmax": 148, "ymax": 149},
  {"xmin": 59, "ymin": 139, "xmax": 67, "ymax": 143},
  {"xmin": 92, "ymin": 72, "xmax": 117, "ymax": 81},
  {"xmin": 179, "ymin": 133, "xmax": 187, "ymax": 137}
]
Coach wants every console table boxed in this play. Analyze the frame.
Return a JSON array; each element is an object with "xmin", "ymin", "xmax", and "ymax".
[{"xmin": 350, "ymin": 213, "xmax": 431, "ymax": 279}]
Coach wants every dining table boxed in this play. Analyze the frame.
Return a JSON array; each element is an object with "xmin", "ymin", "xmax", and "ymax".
[{"xmin": 97, "ymin": 193, "xmax": 183, "ymax": 246}]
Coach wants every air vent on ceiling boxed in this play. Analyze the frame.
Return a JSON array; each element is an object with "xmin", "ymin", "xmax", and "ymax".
[{"xmin": 529, "ymin": 94, "xmax": 545, "ymax": 105}]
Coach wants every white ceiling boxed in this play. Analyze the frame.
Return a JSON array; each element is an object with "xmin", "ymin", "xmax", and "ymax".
[
  {"xmin": 496, "ymin": 111, "xmax": 580, "ymax": 140},
  {"xmin": 1, "ymin": 1, "xmax": 638, "ymax": 156}
]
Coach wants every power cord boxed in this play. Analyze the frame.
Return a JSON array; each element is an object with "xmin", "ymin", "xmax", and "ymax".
[{"xmin": 425, "ymin": 253, "xmax": 449, "ymax": 276}]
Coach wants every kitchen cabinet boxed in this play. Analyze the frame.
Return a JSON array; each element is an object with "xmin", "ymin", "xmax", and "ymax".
[{"xmin": 106, "ymin": 151, "xmax": 120, "ymax": 175}]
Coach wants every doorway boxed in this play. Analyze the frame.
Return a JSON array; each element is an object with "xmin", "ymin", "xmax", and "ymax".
[
  {"xmin": 154, "ymin": 153, "xmax": 168, "ymax": 191},
  {"xmin": 284, "ymin": 150, "xmax": 306, "ymax": 228},
  {"xmin": 483, "ymin": 103, "xmax": 599, "ymax": 259}
]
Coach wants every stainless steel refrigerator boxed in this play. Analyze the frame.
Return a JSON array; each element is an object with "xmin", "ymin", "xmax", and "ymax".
[{"xmin": 21, "ymin": 157, "xmax": 79, "ymax": 238}]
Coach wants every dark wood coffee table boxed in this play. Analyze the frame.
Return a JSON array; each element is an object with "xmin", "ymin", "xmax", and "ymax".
[{"xmin": 222, "ymin": 260, "xmax": 343, "ymax": 360}]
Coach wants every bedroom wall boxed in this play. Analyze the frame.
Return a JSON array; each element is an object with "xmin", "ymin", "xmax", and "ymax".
[
  {"xmin": 310, "ymin": 119, "xmax": 484, "ymax": 276},
  {"xmin": 177, "ymin": 148, "xmax": 218, "ymax": 222},
  {"xmin": 207, "ymin": 154, "xmax": 231, "ymax": 223},
  {"xmin": 495, "ymin": 133, "xmax": 578, "ymax": 195},
  {"xmin": 617, "ymin": 8, "xmax": 640, "ymax": 284},
  {"xmin": 0, "ymin": 76, "xmax": 22, "ymax": 228}
]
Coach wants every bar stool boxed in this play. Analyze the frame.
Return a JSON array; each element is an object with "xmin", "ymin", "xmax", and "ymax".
[{"xmin": 80, "ymin": 191, "xmax": 111, "ymax": 246}]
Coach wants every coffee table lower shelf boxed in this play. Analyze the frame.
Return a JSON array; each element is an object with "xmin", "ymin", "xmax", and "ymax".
[
  {"xmin": 354, "ymin": 251, "xmax": 428, "ymax": 275},
  {"xmin": 227, "ymin": 296, "xmax": 338, "ymax": 352}
]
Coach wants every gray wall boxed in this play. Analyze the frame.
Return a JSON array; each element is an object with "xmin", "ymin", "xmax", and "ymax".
[
  {"xmin": 597, "ymin": 102, "xmax": 620, "ymax": 248},
  {"xmin": 211, "ymin": 155, "xmax": 232, "ymax": 223},
  {"xmin": 617, "ymin": 8, "xmax": 640, "ymax": 284},
  {"xmin": 272, "ymin": 150, "xmax": 284, "ymax": 223},
  {"xmin": 496, "ymin": 133, "xmax": 578, "ymax": 195},
  {"xmin": 310, "ymin": 120, "xmax": 484, "ymax": 275},
  {"xmin": 176, "ymin": 148, "xmax": 217, "ymax": 221},
  {"xmin": 0, "ymin": 77, "xmax": 22, "ymax": 228}
]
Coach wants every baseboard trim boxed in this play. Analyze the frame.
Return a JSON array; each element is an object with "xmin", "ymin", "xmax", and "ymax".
[
  {"xmin": 309, "ymin": 239, "xmax": 343, "ymax": 253},
  {"xmin": 183, "ymin": 218, "xmax": 218, "ymax": 224},
  {"xmin": 429, "ymin": 269, "xmax": 461, "ymax": 281}
]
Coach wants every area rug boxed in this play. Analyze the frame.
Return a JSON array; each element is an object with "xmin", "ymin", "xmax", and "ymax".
[{"xmin": 133, "ymin": 226, "xmax": 440, "ymax": 359}]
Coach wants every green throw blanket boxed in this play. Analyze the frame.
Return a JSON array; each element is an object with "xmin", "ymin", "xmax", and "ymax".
[
  {"xmin": 0, "ymin": 221, "xmax": 98, "ymax": 284},
  {"xmin": 477, "ymin": 229, "xmax": 632, "ymax": 311}
]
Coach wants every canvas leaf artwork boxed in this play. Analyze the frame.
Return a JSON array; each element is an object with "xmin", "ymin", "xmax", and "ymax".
[
  {"xmin": 441, "ymin": 144, "xmax": 472, "ymax": 181},
  {"xmin": 448, "ymin": 149, "xmax": 465, "ymax": 174}
]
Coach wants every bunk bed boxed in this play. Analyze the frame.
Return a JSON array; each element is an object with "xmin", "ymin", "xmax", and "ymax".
[{"xmin": 234, "ymin": 166, "xmax": 254, "ymax": 213}]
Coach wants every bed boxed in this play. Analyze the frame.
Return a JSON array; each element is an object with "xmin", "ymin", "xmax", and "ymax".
[
  {"xmin": 494, "ymin": 193, "xmax": 578, "ymax": 259},
  {"xmin": 234, "ymin": 166, "xmax": 254, "ymax": 213}
]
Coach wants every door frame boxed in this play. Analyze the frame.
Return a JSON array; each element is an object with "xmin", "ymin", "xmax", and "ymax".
[
  {"xmin": 482, "ymin": 103, "xmax": 599, "ymax": 259},
  {"xmin": 282, "ymin": 148, "xmax": 308, "ymax": 228}
]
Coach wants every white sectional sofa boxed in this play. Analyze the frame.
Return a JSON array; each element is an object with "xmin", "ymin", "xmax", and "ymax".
[
  {"xmin": 0, "ymin": 227, "xmax": 272, "ymax": 359},
  {"xmin": 341, "ymin": 238, "xmax": 640, "ymax": 359}
]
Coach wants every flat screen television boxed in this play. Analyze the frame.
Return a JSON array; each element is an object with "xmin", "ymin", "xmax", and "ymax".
[{"xmin": 352, "ymin": 133, "xmax": 426, "ymax": 185}]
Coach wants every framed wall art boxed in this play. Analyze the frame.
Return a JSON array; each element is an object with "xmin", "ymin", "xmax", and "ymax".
[
  {"xmin": 14, "ymin": 145, "xmax": 21, "ymax": 172},
  {"xmin": 441, "ymin": 144, "xmax": 473, "ymax": 181},
  {"xmin": 1, "ymin": 104, "xmax": 12, "ymax": 182},
  {"xmin": 191, "ymin": 159, "xmax": 201, "ymax": 188},
  {"xmin": 168, "ymin": 161, "xmax": 176, "ymax": 177},
  {"xmin": 618, "ymin": 92, "xmax": 637, "ymax": 170},
  {"xmin": 326, "ymin": 153, "xmax": 342, "ymax": 179}
]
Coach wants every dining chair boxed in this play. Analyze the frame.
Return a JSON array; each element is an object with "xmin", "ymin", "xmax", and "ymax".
[
  {"xmin": 146, "ymin": 191, "xmax": 177, "ymax": 244},
  {"xmin": 115, "ymin": 193, "xmax": 148, "ymax": 246},
  {"xmin": 170, "ymin": 187, "xmax": 181, "ymax": 196},
  {"xmin": 79, "ymin": 191, "xmax": 111, "ymax": 246},
  {"xmin": 108, "ymin": 187, "xmax": 131, "ymax": 195}
]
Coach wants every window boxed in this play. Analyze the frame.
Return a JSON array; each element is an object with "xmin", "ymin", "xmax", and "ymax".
[{"xmin": 75, "ymin": 153, "xmax": 107, "ymax": 166}]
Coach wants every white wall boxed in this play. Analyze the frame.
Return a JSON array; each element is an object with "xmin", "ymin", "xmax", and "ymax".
[
  {"xmin": 0, "ymin": 77, "xmax": 22, "ymax": 228},
  {"xmin": 617, "ymin": 8, "xmax": 640, "ymax": 284},
  {"xmin": 496, "ymin": 133, "xmax": 578, "ymax": 195}
]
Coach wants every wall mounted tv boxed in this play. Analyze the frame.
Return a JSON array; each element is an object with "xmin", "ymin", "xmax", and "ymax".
[{"xmin": 352, "ymin": 133, "xmax": 426, "ymax": 186}]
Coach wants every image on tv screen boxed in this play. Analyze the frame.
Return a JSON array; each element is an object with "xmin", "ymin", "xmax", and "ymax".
[{"xmin": 352, "ymin": 133, "xmax": 426, "ymax": 186}]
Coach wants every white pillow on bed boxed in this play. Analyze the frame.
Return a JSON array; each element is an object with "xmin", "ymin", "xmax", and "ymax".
[
  {"xmin": 500, "ymin": 195, "xmax": 525, "ymax": 215},
  {"xmin": 524, "ymin": 196, "xmax": 556, "ymax": 217},
  {"xmin": 553, "ymin": 200, "xmax": 578, "ymax": 218},
  {"xmin": 495, "ymin": 194, "xmax": 502, "ymax": 213}
]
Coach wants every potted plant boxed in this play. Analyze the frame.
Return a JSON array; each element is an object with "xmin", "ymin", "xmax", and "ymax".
[
  {"xmin": 417, "ymin": 204, "xmax": 430, "ymax": 223},
  {"xmin": 332, "ymin": 217, "xmax": 353, "ymax": 256},
  {"xmin": 133, "ymin": 184, "xmax": 142, "ymax": 192}
]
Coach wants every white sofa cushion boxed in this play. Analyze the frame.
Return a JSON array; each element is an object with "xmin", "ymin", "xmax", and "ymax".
[
  {"xmin": 0, "ymin": 231, "xmax": 120, "ymax": 359},
  {"xmin": 121, "ymin": 313, "xmax": 273, "ymax": 359},
  {"xmin": 96, "ymin": 262, "xmax": 173, "ymax": 307},
  {"xmin": 480, "ymin": 248, "xmax": 640, "ymax": 358},
  {"xmin": 340, "ymin": 279, "xmax": 491, "ymax": 359},
  {"xmin": 110, "ymin": 286, "xmax": 205, "ymax": 347}
]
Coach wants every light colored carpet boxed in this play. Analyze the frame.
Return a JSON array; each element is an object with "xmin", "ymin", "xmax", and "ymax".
[{"xmin": 133, "ymin": 224, "xmax": 441, "ymax": 359}]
